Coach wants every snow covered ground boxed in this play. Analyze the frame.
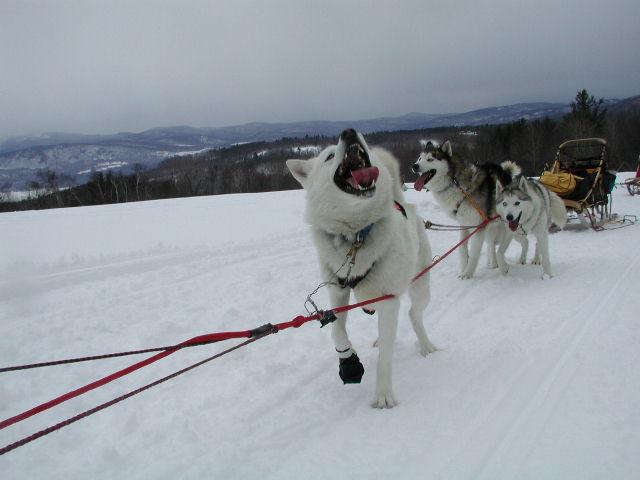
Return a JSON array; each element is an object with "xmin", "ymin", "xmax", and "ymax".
[{"xmin": 1, "ymin": 177, "xmax": 639, "ymax": 479}]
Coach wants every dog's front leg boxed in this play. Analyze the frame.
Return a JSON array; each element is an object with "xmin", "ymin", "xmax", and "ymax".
[
  {"xmin": 459, "ymin": 229, "xmax": 485, "ymax": 279},
  {"xmin": 535, "ymin": 230, "xmax": 553, "ymax": 279},
  {"xmin": 329, "ymin": 286, "xmax": 364, "ymax": 384},
  {"xmin": 373, "ymin": 297, "xmax": 400, "ymax": 408},
  {"xmin": 516, "ymin": 234, "xmax": 529, "ymax": 264},
  {"xmin": 486, "ymin": 227, "xmax": 498, "ymax": 268},
  {"xmin": 330, "ymin": 285, "xmax": 352, "ymax": 357},
  {"xmin": 496, "ymin": 231, "xmax": 512, "ymax": 275},
  {"xmin": 532, "ymin": 239, "xmax": 541, "ymax": 265},
  {"xmin": 458, "ymin": 229, "xmax": 469, "ymax": 274}
]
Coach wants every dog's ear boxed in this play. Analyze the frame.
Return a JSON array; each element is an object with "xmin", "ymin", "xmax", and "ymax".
[
  {"xmin": 518, "ymin": 175, "xmax": 527, "ymax": 191},
  {"xmin": 441, "ymin": 140, "xmax": 452, "ymax": 158},
  {"xmin": 495, "ymin": 179, "xmax": 504, "ymax": 196},
  {"xmin": 286, "ymin": 159, "xmax": 312, "ymax": 188},
  {"xmin": 423, "ymin": 139, "xmax": 439, "ymax": 150}
]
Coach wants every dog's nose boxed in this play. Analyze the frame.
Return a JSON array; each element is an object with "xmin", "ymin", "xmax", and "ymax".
[
  {"xmin": 506, "ymin": 214, "xmax": 514, "ymax": 221},
  {"xmin": 340, "ymin": 128, "xmax": 358, "ymax": 142},
  {"xmin": 411, "ymin": 163, "xmax": 420, "ymax": 173}
]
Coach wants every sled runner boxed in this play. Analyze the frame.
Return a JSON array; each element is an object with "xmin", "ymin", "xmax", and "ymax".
[{"xmin": 541, "ymin": 138, "xmax": 615, "ymax": 229}]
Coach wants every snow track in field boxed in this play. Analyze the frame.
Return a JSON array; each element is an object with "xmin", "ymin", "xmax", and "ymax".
[{"xmin": 1, "ymin": 184, "xmax": 639, "ymax": 479}]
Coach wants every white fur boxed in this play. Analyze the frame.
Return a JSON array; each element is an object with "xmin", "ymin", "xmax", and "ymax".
[
  {"xmin": 495, "ymin": 176, "xmax": 567, "ymax": 279},
  {"xmin": 287, "ymin": 132, "xmax": 436, "ymax": 408},
  {"xmin": 412, "ymin": 144, "xmax": 525, "ymax": 278}
]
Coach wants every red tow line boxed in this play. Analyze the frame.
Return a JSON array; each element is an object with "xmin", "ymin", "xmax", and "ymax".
[{"xmin": 0, "ymin": 216, "xmax": 495, "ymax": 454}]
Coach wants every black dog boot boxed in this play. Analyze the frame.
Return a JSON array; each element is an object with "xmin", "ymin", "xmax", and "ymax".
[{"xmin": 339, "ymin": 353, "xmax": 365, "ymax": 384}]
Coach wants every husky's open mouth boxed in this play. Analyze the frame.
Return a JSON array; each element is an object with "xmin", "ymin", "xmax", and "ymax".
[
  {"xmin": 334, "ymin": 141, "xmax": 379, "ymax": 197},
  {"xmin": 414, "ymin": 169, "xmax": 436, "ymax": 192},
  {"xmin": 508, "ymin": 212, "xmax": 522, "ymax": 231}
]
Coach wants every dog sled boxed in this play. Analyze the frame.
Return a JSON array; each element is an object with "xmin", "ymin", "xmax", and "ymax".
[
  {"xmin": 621, "ymin": 154, "xmax": 640, "ymax": 195},
  {"xmin": 540, "ymin": 138, "xmax": 616, "ymax": 230},
  {"xmin": 624, "ymin": 177, "xmax": 640, "ymax": 196}
]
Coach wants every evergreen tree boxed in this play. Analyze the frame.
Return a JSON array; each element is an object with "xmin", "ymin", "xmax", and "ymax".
[{"xmin": 563, "ymin": 89, "xmax": 607, "ymax": 138}]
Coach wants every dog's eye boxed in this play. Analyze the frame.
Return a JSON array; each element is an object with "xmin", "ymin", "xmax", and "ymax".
[
  {"xmin": 515, "ymin": 201, "xmax": 520, "ymax": 206},
  {"xmin": 503, "ymin": 202, "xmax": 507, "ymax": 206},
  {"xmin": 325, "ymin": 153, "xmax": 335, "ymax": 162}
]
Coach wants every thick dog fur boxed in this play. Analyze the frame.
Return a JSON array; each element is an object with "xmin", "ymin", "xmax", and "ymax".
[
  {"xmin": 495, "ymin": 175, "xmax": 567, "ymax": 278},
  {"xmin": 412, "ymin": 140, "xmax": 524, "ymax": 278},
  {"xmin": 287, "ymin": 129, "xmax": 436, "ymax": 408}
]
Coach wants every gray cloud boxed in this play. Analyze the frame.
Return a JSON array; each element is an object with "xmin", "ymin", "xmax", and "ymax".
[{"xmin": 1, "ymin": 0, "xmax": 639, "ymax": 137}]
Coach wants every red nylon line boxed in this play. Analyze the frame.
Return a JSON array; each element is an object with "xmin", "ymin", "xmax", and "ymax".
[
  {"xmin": 274, "ymin": 220, "xmax": 495, "ymax": 330},
  {"xmin": 0, "ymin": 216, "xmax": 496, "ymax": 432},
  {"xmin": 274, "ymin": 314, "xmax": 321, "ymax": 331},
  {"xmin": 333, "ymin": 294, "xmax": 396, "ymax": 314},
  {"xmin": 412, "ymin": 217, "xmax": 495, "ymax": 282},
  {"xmin": 0, "ymin": 329, "xmax": 251, "ymax": 431},
  {"xmin": 0, "ymin": 334, "xmax": 266, "ymax": 456}
]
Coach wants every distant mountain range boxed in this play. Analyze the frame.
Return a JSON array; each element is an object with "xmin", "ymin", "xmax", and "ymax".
[{"xmin": 1, "ymin": 96, "xmax": 635, "ymax": 190}]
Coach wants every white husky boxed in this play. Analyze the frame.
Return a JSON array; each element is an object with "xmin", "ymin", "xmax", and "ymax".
[
  {"xmin": 412, "ymin": 140, "xmax": 524, "ymax": 278},
  {"xmin": 287, "ymin": 128, "xmax": 436, "ymax": 408},
  {"xmin": 495, "ymin": 175, "xmax": 567, "ymax": 279}
]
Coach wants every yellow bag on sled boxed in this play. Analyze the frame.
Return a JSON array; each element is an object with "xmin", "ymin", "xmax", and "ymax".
[{"xmin": 539, "ymin": 171, "xmax": 578, "ymax": 196}]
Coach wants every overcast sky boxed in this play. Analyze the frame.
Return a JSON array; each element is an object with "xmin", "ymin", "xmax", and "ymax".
[{"xmin": 1, "ymin": 0, "xmax": 639, "ymax": 137}]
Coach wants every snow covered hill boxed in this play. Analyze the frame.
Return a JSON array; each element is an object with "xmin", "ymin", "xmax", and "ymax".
[
  {"xmin": 1, "ymin": 179, "xmax": 639, "ymax": 479},
  {"xmin": 0, "ymin": 101, "xmax": 576, "ymax": 189}
]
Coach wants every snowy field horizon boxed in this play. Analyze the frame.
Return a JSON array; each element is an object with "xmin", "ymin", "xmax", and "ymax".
[{"xmin": 1, "ymin": 176, "xmax": 639, "ymax": 479}]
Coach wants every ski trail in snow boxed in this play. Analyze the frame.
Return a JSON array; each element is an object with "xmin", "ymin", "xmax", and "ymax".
[
  {"xmin": 474, "ymin": 253, "xmax": 640, "ymax": 478},
  {"xmin": 436, "ymin": 253, "xmax": 640, "ymax": 479}
]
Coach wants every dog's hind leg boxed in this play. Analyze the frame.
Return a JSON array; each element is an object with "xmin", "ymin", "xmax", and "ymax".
[
  {"xmin": 373, "ymin": 297, "xmax": 401, "ymax": 408},
  {"xmin": 409, "ymin": 275, "xmax": 437, "ymax": 356},
  {"xmin": 459, "ymin": 229, "xmax": 485, "ymax": 279}
]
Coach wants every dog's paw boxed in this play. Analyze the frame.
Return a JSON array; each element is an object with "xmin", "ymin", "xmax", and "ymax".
[
  {"xmin": 372, "ymin": 391, "xmax": 397, "ymax": 409},
  {"xmin": 419, "ymin": 342, "xmax": 438, "ymax": 356},
  {"xmin": 541, "ymin": 272, "xmax": 552, "ymax": 280},
  {"xmin": 339, "ymin": 353, "xmax": 364, "ymax": 384},
  {"xmin": 500, "ymin": 264, "xmax": 509, "ymax": 275},
  {"xmin": 487, "ymin": 259, "xmax": 498, "ymax": 269},
  {"xmin": 458, "ymin": 271, "xmax": 473, "ymax": 280},
  {"xmin": 518, "ymin": 257, "xmax": 527, "ymax": 265},
  {"xmin": 531, "ymin": 257, "xmax": 541, "ymax": 265}
]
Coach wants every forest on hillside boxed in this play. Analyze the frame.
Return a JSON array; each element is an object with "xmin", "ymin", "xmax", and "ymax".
[{"xmin": 2, "ymin": 90, "xmax": 639, "ymax": 212}]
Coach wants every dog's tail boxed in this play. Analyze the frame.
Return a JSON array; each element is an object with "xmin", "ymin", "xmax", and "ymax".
[
  {"xmin": 484, "ymin": 161, "xmax": 521, "ymax": 188},
  {"xmin": 549, "ymin": 190, "xmax": 567, "ymax": 229},
  {"xmin": 500, "ymin": 160, "xmax": 522, "ymax": 180}
]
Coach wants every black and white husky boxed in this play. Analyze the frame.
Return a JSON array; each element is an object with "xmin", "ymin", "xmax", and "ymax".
[
  {"xmin": 412, "ymin": 140, "xmax": 523, "ymax": 278},
  {"xmin": 495, "ymin": 175, "xmax": 567, "ymax": 279},
  {"xmin": 287, "ymin": 129, "xmax": 436, "ymax": 408}
]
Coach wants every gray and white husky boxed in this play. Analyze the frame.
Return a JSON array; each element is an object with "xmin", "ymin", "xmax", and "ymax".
[
  {"xmin": 495, "ymin": 175, "xmax": 567, "ymax": 279},
  {"xmin": 287, "ymin": 129, "xmax": 436, "ymax": 408},
  {"xmin": 412, "ymin": 140, "xmax": 523, "ymax": 278}
]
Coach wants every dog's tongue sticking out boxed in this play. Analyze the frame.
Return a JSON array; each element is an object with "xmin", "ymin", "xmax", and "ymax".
[
  {"xmin": 347, "ymin": 166, "xmax": 379, "ymax": 189},
  {"xmin": 508, "ymin": 220, "xmax": 519, "ymax": 232},
  {"xmin": 414, "ymin": 173, "xmax": 428, "ymax": 192}
]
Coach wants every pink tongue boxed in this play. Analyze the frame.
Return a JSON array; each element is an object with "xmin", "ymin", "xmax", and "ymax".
[
  {"xmin": 414, "ymin": 174, "xmax": 427, "ymax": 192},
  {"xmin": 349, "ymin": 166, "xmax": 379, "ymax": 188},
  {"xmin": 508, "ymin": 221, "xmax": 519, "ymax": 232}
]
